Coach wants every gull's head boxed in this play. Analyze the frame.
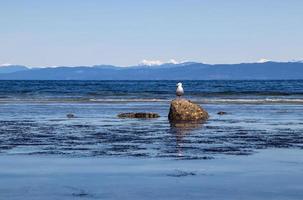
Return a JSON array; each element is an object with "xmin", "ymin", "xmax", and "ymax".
[{"xmin": 176, "ymin": 82, "xmax": 182, "ymax": 87}]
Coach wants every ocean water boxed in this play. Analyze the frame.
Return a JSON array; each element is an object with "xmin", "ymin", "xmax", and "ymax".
[{"xmin": 0, "ymin": 80, "xmax": 303, "ymax": 159}]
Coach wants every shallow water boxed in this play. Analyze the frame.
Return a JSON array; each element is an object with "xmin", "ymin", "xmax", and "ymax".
[
  {"xmin": 0, "ymin": 101, "xmax": 302, "ymax": 159},
  {"xmin": 0, "ymin": 80, "xmax": 303, "ymax": 159},
  {"xmin": 1, "ymin": 80, "xmax": 303, "ymax": 199},
  {"xmin": 1, "ymin": 149, "xmax": 303, "ymax": 200}
]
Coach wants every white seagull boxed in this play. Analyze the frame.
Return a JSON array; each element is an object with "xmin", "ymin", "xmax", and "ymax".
[{"xmin": 176, "ymin": 82, "xmax": 184, "ymax": 98}]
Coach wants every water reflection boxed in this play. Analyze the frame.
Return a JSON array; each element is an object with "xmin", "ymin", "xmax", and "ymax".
[{"xmin": 169, "ymin": 121, "xmax": 205, "ymax": 157}]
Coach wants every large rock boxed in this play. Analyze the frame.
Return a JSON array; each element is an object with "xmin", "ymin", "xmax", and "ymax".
[{"xmin": 168, "ymin": 99, "xmax": 209, "ymax": 121}]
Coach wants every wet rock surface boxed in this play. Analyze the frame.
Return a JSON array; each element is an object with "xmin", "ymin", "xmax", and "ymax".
[
  {"xmin": 168, "ymin": 99, "xmax": 209, "ymax": 121},
  {"xmin": 118, "ymin": 112, "xmax": 160, "ymax": 119}
]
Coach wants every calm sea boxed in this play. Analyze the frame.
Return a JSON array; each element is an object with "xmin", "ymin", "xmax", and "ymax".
[{"xmin": 0, "ymin": 80, "xmax": 302, "ymax": 159}]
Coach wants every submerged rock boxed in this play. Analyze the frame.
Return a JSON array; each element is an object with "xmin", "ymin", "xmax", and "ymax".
[
  {"xmin": 118, "ymin": 112, "xmax": 160, "ymax": 119},
  {"xmin": 217, "ymin": 111, "xmax": 227, "ymax": 115},
  {"xmin": 168, "ymin": 99, "xmax": 209, "ymax": 121},
  {"xmin": 66, "ymin": 113, "xmax": 76, "ymax": 118},
  {"xmin": 167, "ymin": 170, "xmax": 197, "ymax": 177}
]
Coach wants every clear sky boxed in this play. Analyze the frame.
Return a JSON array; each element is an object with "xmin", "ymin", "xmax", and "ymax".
[{"xmin": 0, "ymin": 0, "xmax": 302, "ymax": 67}]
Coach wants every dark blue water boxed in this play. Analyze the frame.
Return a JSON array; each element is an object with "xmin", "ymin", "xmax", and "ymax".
[
  {"xmin": 0, "ymin": 80, "xmax": 303, "ymax": 103},
  {"xmin": 0, "ymin": 80, "xmax": 303, "ymax": 159}
]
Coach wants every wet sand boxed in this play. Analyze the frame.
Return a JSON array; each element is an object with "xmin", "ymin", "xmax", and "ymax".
[{"xmin": 1, "ymin": 148, "xmax": 303, "ymax": 200}]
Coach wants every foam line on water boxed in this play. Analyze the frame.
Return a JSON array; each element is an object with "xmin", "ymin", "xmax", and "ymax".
[{"xmin": 0, "ymin": 98, "xmax": 302, "ymax": 104}]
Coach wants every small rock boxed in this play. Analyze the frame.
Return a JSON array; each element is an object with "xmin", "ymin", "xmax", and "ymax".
[
  {"xmin": 168, "ymin": 99, "xmax": 209, "ymax": 121},
  {"xmin": 217, "ymin": 111, "xmax": 227, "ymax": 115},
  {"xmin": 66, "ymin": 113, "xmax": 75, "ymax": 118},
  {"xmin": 118, "ymin": 112, "xmax": 160, "ymax": 119}
]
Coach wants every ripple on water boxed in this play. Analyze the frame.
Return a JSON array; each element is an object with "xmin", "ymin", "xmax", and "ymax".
[{"xmin": 0, "ymin": 103, "xmax": 303, "ymax": 159}]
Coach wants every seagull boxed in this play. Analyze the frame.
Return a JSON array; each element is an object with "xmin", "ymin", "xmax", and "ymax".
[{"xmin": 176, "ymin": 82, "xmax": 184, "ymax": 98}]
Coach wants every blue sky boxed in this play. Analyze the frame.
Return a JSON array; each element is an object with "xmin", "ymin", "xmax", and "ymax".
[{"xmin": 0, "ymin": 0, "xmax": 302, "ymax": 67}]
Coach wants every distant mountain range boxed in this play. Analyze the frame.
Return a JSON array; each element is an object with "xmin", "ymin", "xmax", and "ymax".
[
  {"xmin": 0, "ymin": 61, "xmax": 303, "ymax": 80},
  {"xmin": 0, "ymin": 65, "xmax": 28, "ymax": 74}
]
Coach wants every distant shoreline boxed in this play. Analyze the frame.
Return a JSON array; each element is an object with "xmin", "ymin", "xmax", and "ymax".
[{"xmin": 1, "ymin": 62, "xmax": 303, "ymax": 80}]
